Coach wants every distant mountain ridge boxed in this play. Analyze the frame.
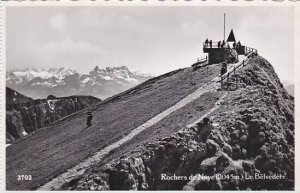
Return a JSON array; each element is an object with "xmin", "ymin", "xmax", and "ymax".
[
  {"xmin": 282, "ymin": 81, "xmax": 294, "ymax": 97},
  {"xmin": 7, "ymin": 66, "xmax": 152, "ymax": 99}
]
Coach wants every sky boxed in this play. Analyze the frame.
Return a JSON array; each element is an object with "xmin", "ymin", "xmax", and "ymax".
[{"xmin": 6, "ymin": 6, "xmax": 295, "ymax": 83}]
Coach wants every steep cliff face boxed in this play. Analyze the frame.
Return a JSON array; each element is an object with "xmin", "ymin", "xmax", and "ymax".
[
  {"xmin": 65, "ymin": 56, "xmax": 294, "ymax": 190},
  {"xmin": 6, "ymin": 88, "xmax": 101, "ymax": 143}
]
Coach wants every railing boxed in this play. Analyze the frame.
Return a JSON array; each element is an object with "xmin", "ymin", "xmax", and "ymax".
[
  {"xmin": 203, "ymin": 42, "xmax": 236, "ymax": 49},
  {"xmin": 203, "ymin": 42, "xmax": 232, "ymax": 49},
  {"xmin": 191, "ymin": 56, "xmax": 208, "ymax": 67},
  {"xmin": 203, "ymin": 41, "xmax": 257, "ymax": 55},
  {"xmin": 197, "ymin": 56, "xmax": 208, "ymax": 63},
  {"xmin": 203, "ymin": 42, "xmax": 220, "ymax": 49},
  {"xmin": 220, "ymin": 51, "xmax": 258, "ymax": 85},
  {"xmin": 198, "ymin": 41, "xmax": 259, "ymax": 87},
  {"xmin": 245, "ymin": 46, "xmax": 258, "ymax": 55}
]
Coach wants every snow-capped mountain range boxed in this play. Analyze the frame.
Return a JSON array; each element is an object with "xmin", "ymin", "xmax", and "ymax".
[
  {"xmin": 7, "ymin": 66, "xmax": 152, "ymax": 99},
  {"xmin": 282, "ymin": 81, "xmax": 294, "ymax": 97}
]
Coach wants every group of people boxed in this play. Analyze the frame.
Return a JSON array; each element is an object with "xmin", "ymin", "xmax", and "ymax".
[
  {"xmin": 217, "ymin": 40, "xmax": 226, "ymax": 48},
  {"xmin": 233, "ymin": 41, "xmax": 242, "ymax": 50},
  {"xmin": 204, "ymin": 39, "xmax": 213, "ymax": 48},
  {"xmin": 204, "ymin": 38, "xmax": 242, "ymax": 50}
]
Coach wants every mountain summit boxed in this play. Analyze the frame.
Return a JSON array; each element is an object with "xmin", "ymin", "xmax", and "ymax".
[
  {"xmin": 6, "ymin": 55, "xmax": 294, "ymax": 190},
  {"xmin": 6, "ymin": 66, "xmax": 152, "ymax": 99}
]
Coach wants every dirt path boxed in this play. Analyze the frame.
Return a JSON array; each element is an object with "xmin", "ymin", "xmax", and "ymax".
[
  {"xmin": 39, "ymin": 59, "xmax": 248, "ymax": 190},
  {"xmin": 187, "ymin": 92, "xmax": 228, "ymax": 128}
]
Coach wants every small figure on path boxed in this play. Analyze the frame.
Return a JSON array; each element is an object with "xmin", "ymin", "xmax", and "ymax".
[
  {"xmin": 220, "ymin": 62, "xmax": 227, "ymax": 76},
  {"xmin": 209, "ymin": 40, "xmax": 212, "ymax": 48},
  {"xmin": 86, "ymin": 112, "xmax": 93, "ymax": 127}
]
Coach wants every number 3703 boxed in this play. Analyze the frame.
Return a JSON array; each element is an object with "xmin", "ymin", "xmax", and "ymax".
[{"xmin": 17, "ymin": 175, "xmax": 32, "ymax": 181}]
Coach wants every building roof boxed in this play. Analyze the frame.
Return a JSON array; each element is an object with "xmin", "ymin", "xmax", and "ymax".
[{"xmin": 227, "ymin": 29, "xmax": 236, "ymax": 42}]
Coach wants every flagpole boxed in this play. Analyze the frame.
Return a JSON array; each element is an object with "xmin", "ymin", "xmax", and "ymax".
[{"xmin": 224, "ymin": 13, "xmax": 226, "ymax": 41}]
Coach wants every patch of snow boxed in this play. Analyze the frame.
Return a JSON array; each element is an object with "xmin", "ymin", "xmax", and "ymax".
[
  {"xmin": 32, "ymin": 82, "xmax": 54, "ymax": 87},
  {"xmin": 103, "ymin": 76, "xmax": 112, "ymax": 80},
  {"xmin": 82, "ymin": 77, "xmax": 91, "ymax": 84},
  {"xmin": 123, "ymin": 77, "xmax": 139, "ymax": 83},
  {"xmin": 115, "ymin": 80, "xmax": 125, "ymax": 85},
  {"xmin": 7, "ymin": 76, "xmax": 24, "ymax": 85},
  {"xmin": 90, "ymin": 79, "xmax": 101, "ymax": 86},
  {"xmin": 47, "ymin": 99, "xmax": 58, "ymax": 111},
  {"xmin": 15, "ymin": 78, "xmax": 24, "ymax": 85},
  {"xmin": 8, "ymin": 68, "xmax": 77, "ymax": 82},
  {"xmin": 132, "ymin": 70, "xmax": 152, "ymax": 77},
  {"xmin": 212, "ymin": 122, "xmax": 220, "ymax": 127},
  {"xmin": 113, "ymin": 72, "xmax": 138, "ymax": 83}
]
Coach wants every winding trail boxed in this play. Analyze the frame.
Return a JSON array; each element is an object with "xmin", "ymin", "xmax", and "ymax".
[
  {"xmin": 187, "ymin": 92, "xmax": 228, "ymax": 128},
  {"xmin": 39, "ymin": 58, "xmax": 250, "ymax": 190}
]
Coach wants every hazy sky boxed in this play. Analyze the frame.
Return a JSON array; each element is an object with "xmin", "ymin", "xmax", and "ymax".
[{"xmin": 6, "ymin": 6, "xmax": 294, "ymax": 83}]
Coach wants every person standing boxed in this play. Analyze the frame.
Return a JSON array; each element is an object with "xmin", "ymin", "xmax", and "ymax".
[
  {"xmin": 205, "ymin": 38, "xmax": 209, "ymax": 47},
  {"xmin": 86, "ymin": 112, "xmax": 93, "ymax": 127},
  {"xmin": 220, "ymin": 62, "xmax": 227, "ymax": 76},
  {"xmin": 221, "ymin": 40, "xmax": 225, "ymax": 48}
]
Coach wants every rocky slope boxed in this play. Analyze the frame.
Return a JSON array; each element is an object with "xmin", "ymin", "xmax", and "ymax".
[
  {"xmin": 6, "ymin": 66, "xmax": 152, "ymax": 99},
  {"xmin": 62, "ymin": 56, "xmax": 294, "ymax": 190},
  {"xmin": 6, "ymin": 87, "xmax": 101, "ymax": 143}
]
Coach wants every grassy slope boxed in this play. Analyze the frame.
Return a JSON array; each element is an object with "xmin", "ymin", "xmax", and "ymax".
[
  {"xmin": 6, "ymin": 65, "xmax": 220, "ymax": 190},
  {"xmin": 81, "ymin": 91, "xmax": 224, "ymax": 173}
]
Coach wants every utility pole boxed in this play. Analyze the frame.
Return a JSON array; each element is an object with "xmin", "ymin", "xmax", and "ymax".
[{"xmin": 224, "ymin": 13, "xmax": 226, "ymax": 41}]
